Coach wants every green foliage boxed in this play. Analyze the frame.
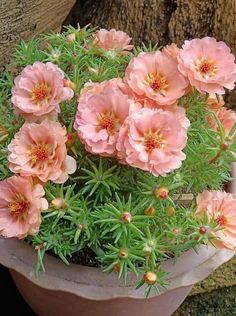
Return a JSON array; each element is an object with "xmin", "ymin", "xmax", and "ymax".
[{"xmin": 0, "ymin": 26, "xmax": 235, "ymax": 295}]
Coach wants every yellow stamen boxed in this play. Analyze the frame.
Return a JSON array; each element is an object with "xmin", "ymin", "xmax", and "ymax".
[
  {"xmin": 97, "ymin": 111, "xmax": 120, "ymax": 135},
  {"xmin": 195, "ymin": 57, "xmax": 217, "ymax": 78},
  {"xmin": 31, "ymin": 83, "xmax": 51, "ymax": 104},
  {"xmin": 146, "ymin": 73, "xmax": 169, "ymax": 95}
]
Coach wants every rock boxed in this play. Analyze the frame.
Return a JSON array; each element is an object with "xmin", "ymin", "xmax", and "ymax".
[{"xmin": 0, "ymin": 0, "xmax": 76, "ymax": 71}]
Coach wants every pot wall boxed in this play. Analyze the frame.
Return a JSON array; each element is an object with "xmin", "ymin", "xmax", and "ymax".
[{"xmin": 11, "ymin": 270, "xmax": 192, "ymax": 316}]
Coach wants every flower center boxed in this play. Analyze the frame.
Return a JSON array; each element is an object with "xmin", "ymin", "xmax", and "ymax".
[
  {"xmin": 8, "ymin": 194, "xmax": 29, "ymax": 219},
  {"xmin": 143, "ymin": 131, "xmax": 164, "ymax": 153},
  {"xmin": 31, "ymin": 83, "xmax": 51, "ymax": 104},
  {"xmin": 97, "ymin": 112, "xmax": 120, "ymax": 134},
  {"xmin": 216, "ymin": 214, "xmax": 227, "ymax": 227},
  {"xmin": 146, "ymin": 73, "xmax": 169, "ymax": 95},
  {"xmin": 30, "ymin": 144, "xmax": 49, "ymax": 164},
  {"xmin": 195, "ymin": 57, "xmax": 217, "ymax": 78}
]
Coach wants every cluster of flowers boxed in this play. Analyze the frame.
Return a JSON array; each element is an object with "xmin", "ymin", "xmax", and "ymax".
[{"xmin": 0, "ymin": 29, "xmax": 236, "ymax": 252}]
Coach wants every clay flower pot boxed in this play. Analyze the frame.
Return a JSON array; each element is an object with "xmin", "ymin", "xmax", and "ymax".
[{"xmin": 0, "ymin": 164, "xmax": 235, "ymax": 316}]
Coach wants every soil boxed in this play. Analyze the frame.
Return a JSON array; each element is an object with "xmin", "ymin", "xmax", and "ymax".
[
  {"xmin": 67, "ymin": 247, "xmax": 101, "ymax": 267},
  {"xmin": 48, "ymin": 247, "xmax": 101, "ymax": 268}
]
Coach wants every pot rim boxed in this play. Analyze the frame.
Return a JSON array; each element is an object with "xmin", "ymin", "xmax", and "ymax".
[{"xmin": 0, "ymin": 163, "xmax": 235, "ymax": 300}]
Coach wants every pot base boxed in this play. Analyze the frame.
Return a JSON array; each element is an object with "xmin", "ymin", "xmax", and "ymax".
[{"xmin": 11, "ymin": 269, "xmax": 192, "ymax": 316}]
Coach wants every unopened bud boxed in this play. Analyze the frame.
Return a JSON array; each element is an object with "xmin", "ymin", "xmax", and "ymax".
[
  {"xmin": 63, "ymin": 79, "xmax": 77, "ymax": 91},
  {"xmin": 147, "ymin": 240, "xmax": 155, "ymax": 247},
  {"xmin": 143, "ymin": 245, "xmax": 153, "ymax": 256},
  {"xmin": 220, "ymin": 142, "xmax": 230, "ymax": 151},
  {"xmin": 145, "ymin": 207, "xmax": 155, "ymax": 216},
  {"xmin": 35, "ymin": 243, "xmax": 46, "ymax": 250},
  {"xmin": 119, "ymin": 249, "xmax": 129, "ymax": 259},
  {"xmin": 143, "ymin": 271, "xmax": 157, "ymax": 285},
  {"xmin": 165, "ymin": 206, "xmax": 176, "ymax": 217},
  {"xmin": 51, "ymin": 198, "xmax": 66, "ymax": 209},
  {"xmin": 88, "ymin": 67, "xmax": 99, "ymax": 75},
  {"xmin": 154, "ymin": 186, "xmax": 169, "ymax": 199},
  {"xmin": 121, "ymin": 212, "xmax": 132, "ymax": 223},
  {"xmin": 66, "ymin": 132, "xmax": 76, "ymax": 146},
  {"xmin": 66, "ymin": 33, "xmax": 76, "ymax": 42},
  {"xmin": 78, "ymin": 223, "xmax": 85, "ymax": 230},
  {"xmin": 199, "ymin": 226, "xmax": 207, "ymax": 235},
  {"xmin": 113, "ymin": 262, "xmax": 121, "ymax": 273},
  {"xmin": 173, "ymin": 227, "xmax": 181, "ymax": 236}
]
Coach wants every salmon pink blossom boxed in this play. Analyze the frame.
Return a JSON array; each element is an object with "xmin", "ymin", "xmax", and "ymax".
[
  {"xmin": 78, "ymin": 78, "xmax": 126, "ymax": 108},
  {"xmin": 125, "ymin": 51, "xmax": 188, "ymax": 106},
  {"xmin": 0, "ymin": 176, "xmax": 48, "ymax": 239},
  {"xmin": 196, "ymin": 190, "xmax": 236, "ymax": 250},
  {"xmin": 116, "ymin": 108, "xmax": 188, "ymax": 176},
  {"xmin": 208, "ymin": 107, "xmax": 236, "ymax": 136},
  {"xmin": 11, "ymin": 62, "xmax": 74, "ymax": 122},
  {"xmin": 163, "ymin": 43, "xmax": 180, "ymax": 59},
  {"xmin": 94, "ymin": 29, "xmax": 133, "ymax": 53},
  {"xmin": 178, "ymin": 37, "xmax": 236, "ymax": 94},
  {"xmin": 142, "ymin": 101, "xmax": 190, "ymax": 130},
  {"xmin": 75, "ymin": 86, "xmax": 140, "ymax": 156},
  {"xmin": 8, "ymin": 121, "xmax": 76, "ymax": 183}
]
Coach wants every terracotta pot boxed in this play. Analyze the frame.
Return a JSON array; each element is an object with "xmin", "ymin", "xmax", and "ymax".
[{"xmin": 0, "ymin": 164, "xmax": 235, "ymax": 316}]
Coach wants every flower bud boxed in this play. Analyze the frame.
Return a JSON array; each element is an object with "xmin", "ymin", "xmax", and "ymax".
[
  {"xmin": 88, "ymin": 67, "xmax": 99, "ymax": 75},
  {"xmin": 119, "ymin": 249, "xmax": 129, "ymax": 259},
  {"xmin": 113, "ymin": 262, "xmax": 121, "ymax": 273},
  {"xmin": 154, "ymin": 186, "xmax": 169, "ymax": 199},
  {"xmin": 165, "ymin": 206, "xmax": 176, "ymax": 217},
  {"xmin": 143, "ymin": 271, "xmax": 157, "ymax": 285},
  {"xmin": 63, "ymin": 79, "xmax": 77, "ymax": 91},
  {"xmin": 121, "ymin": 212, "xmax": 132, "ymax": 223},
  {"xmin": 199, "ymin": 226, "xmax": 207, "ymax": 234},
  {"xmin": 173, "ymin": 227, "xmax": 181, "ymax": 236},
  {"xmin": 145, "ymin": 207, "xmax": 155, "ymax": 216},
  {"xmin": 51, "ymin": 198, "xmax": 66, "ymax": 209},
  {"xmin": 66, "ymin": 33, "xmax": 76, "ymax": 42},
  {"xmin": 35, "ymin": 243, "xmax": 45, "ymax": 250},
  {"xmin": 147, "ymin": 240, "xmax": 155, "ymax": 247},
  {"xmin": 78, "ymin": 223, "xmax": 85, "ymax": 230},
  {"xmin": 142, "ymin": 245, "xmax": 153, "ymax": 256},
  {"xmin": 220, "ymin": 141, "xmax": 231, "ymax": 151},
  {"xmin": 66, "ymin": 132, "xmax": 76, "ymax": 146}
]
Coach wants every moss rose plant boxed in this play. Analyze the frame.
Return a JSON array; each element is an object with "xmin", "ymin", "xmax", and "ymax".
[{"xmin": 0, "ymin": 26, "xmax": 236, "ymax": 296}]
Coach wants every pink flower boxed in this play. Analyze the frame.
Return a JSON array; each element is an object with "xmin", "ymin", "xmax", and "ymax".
[
  {"xmin": 142, "ymin": 101, "xmax": 190, "ymax": 130},
  {"xmin": 94, "ymin": 29, "xmax": 133, "ymax": 53},
  {"xmin": 78, "ymin": 78, "xmax": 126, "ymax": 108},
  {"xmin": 196, "ymin": 190, "xmax": 236, "ymax": 250},
  {"xmin": 125, "ymin": 51, "xmax": 188, "ymax": 106},
  {"xmin": 11, "ymin": 62, "xmax": 74, "ymax": 122},
  {"xmin": 74, "ymin": 86, "xmax": 140, "ymax": 156},
  {"xmin": 0, "ymin": 176, "xmax": 48, "ymax": 239},
  {"xmin": 163, "ymin": 43, "xmax": 180, "ymax": 59},
  {"xmin": 178, "ymin": 37, "xmax": 236, "ymax": 94},
  {"xmin": 8, "ymin": 121, "xmax": 76, "ymax": 183},
  {"xmin": 209, "ymin": 107, "xmax": 236, "ymax": 136},
  {"xmin": 116, "ymin": 108, "xmax": 188, "ymax": 176}
]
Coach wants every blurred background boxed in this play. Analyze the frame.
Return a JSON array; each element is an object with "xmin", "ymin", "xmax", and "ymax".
[{"xmin": 0, "ymin": 0, "xmax": 236, "ymax": 314}]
